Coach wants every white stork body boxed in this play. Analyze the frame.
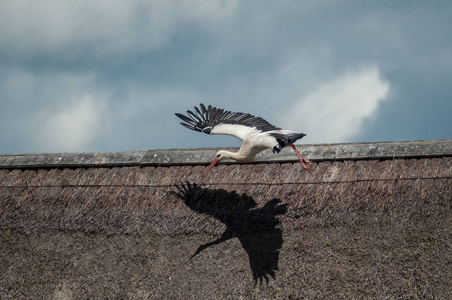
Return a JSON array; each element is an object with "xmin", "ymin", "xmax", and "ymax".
[
  {"xmin": 211, "ymin": 128, "xmax": 295, "ymax": 162},
  {"xmin": 176, "ymin": 104, "xmax": 313, "ymax": 174}
]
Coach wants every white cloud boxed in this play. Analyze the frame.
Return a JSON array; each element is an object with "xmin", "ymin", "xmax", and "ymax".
[
  {"xmin": 282, "ymin": 66, "xmax": 390, "ymax": 143},
  {"xmin": 37, "ymin": 96, "xmax": 107, "ymax": 152},
  {"xmin": 0, "ymin": 67, "xmax": 112, "ymax": 153},
  {"xmin": 0, "ymin": 0, "xmax": 237, "ymax": 57}
]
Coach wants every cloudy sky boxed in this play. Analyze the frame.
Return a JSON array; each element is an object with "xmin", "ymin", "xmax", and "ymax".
[{"xmin": 1, "ymin": 0, "xmax": 451, "ymax": 154}]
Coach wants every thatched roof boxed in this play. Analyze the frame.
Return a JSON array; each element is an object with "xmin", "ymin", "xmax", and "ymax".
[{"xmin": 1, "ymin": 140, "xmax": 451, "ymax": 299}]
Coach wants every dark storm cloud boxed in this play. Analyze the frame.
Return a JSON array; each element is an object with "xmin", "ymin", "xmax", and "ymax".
[{"xmin": 0, "ymin": 0, "xmax": 450, "ymax": 153}]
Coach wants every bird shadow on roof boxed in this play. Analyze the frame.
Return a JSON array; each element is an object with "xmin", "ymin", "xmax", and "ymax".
[{"xmin": 172, "ymin": 181, "xmax": 287, "ymax": 285}]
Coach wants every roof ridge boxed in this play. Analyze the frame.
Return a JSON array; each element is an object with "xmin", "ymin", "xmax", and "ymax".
[{"xmin": 1, "ymin": 139, "xmax": 451, "ymax": 169}]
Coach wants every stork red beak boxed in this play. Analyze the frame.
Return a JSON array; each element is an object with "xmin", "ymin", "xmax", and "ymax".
[{"xmin": 206, "ymin": 158, "xmax": 219, "ymax": 175}]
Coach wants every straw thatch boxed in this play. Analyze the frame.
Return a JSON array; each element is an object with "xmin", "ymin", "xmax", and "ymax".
[{"xmin": 1, "ymin": 151, "xmax": 451, "ymax": 298}]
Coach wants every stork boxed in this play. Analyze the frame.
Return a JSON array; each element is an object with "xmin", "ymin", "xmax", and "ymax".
[{"xmin": 175, "ymin": 104, "xmax": 313, "ymax": 174}]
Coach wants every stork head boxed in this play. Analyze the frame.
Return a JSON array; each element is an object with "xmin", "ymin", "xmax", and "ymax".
[{"xmin": 206, "ymin": 150, "xmax": 228, "ymax": 175}]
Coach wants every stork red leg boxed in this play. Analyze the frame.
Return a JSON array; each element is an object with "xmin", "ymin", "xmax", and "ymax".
[{"xmin": 289, "ymin": 144, "xmax": 313, "ymax": 171}]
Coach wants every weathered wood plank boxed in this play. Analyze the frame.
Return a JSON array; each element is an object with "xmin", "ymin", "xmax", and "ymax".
[
  {"xmin": 0, "ymin": 151, "xmax": 145, "ymax": 168},
  {"xmin": 0, "ymin": 139, "xmax": 451, "ymax": 169}
]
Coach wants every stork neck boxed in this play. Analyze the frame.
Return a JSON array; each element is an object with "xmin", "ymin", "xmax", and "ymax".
[{"xmin": 223, "ymin": 148, "xmax": 255, "ymax": 163}]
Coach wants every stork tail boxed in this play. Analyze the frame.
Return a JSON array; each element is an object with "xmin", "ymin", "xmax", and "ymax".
[{"xmin": 271, "ymin": 132, "xmax": 306, "ymax": 153}]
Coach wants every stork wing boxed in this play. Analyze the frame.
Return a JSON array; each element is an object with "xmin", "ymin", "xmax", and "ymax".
[{"xmin": 175, "ymin": 104, "xmax": 281, "ymax": 140}]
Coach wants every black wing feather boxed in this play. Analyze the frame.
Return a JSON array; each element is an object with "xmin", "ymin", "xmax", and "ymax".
[
  {"xmin": 176, "ymin": 104, "xmax": 281, "ymax": 134},
  {"xmin": 175, "ymin": 113, "xmax": 193, "ymax": 125}
]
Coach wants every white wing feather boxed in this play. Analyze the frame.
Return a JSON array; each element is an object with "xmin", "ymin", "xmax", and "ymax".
[{"xmin": 210, "ymin": 124, "xmax": 260, "ymax": 141}]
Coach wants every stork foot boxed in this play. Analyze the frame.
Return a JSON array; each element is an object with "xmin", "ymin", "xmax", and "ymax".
[{"xmin": 289, "ymin": 144, "xmax": 314, "ymax": 171}]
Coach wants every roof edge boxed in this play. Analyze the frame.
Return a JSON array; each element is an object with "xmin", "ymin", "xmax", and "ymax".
[{"xmin": 1, "ymin": 139, "xmax": 451, "ymax": 169}]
